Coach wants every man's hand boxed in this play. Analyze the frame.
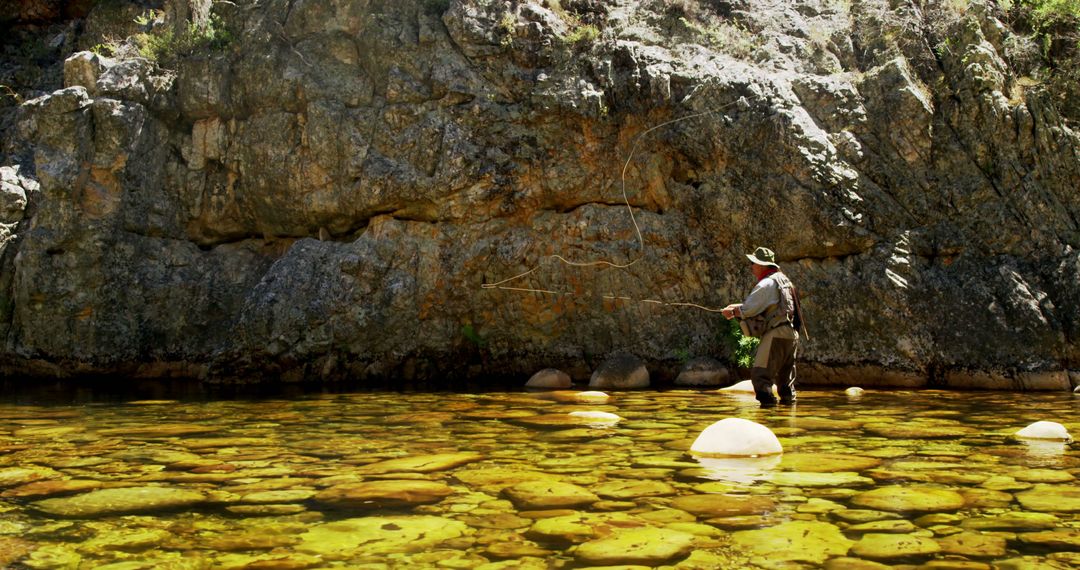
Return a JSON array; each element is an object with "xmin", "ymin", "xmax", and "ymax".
[{"xmin": 721, "ymin": 304, "xmax": 739, "ymax": 320}]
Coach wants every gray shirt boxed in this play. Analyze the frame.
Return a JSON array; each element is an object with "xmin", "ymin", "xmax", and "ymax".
[{"xmin": 738, "ymin": 275, "xmax": 780, "ymax": 318}]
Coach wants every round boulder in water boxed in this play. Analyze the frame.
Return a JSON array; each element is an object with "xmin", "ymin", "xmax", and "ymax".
[
  {"xmin": 845, "ymin": 387, "xmax": 865, "ymax": 397},
  {"xmin": 689, "ymin": 418, "xmax": 783, "ymax": 457},
  {"xmin": 1015, "ymin": 421, "xmax": 1072, "ymax": 442},
  {"xmin": 675, "ymin": 357, "xmax": 729, "ymax": 387},
  {"xmin": 567, "ymin": 411, "xmax": 621, "ymax": 424},
  {"xmin": 526, "ymin": 368, "xmax": 572, "ymax": 389},
  {"xmin": 589, "ymin": 354, "xmax": 649, "ymax": 390}
]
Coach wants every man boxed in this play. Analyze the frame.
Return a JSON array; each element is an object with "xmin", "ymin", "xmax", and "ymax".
[{"xmin": 721, "ymin": 247, "xmax": 803, "ymax": 407}]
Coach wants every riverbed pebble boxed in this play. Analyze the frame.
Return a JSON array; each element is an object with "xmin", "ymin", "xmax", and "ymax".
[
  {"xmin": 313, "ymin": 480, "xmax": 454, "ymax": 509},
  {"xmin": 937, "ymin": 531, "xmax": 1008, "ymax": 557},
  {"xmin": 574, "ymin": 527, "xmax": 695, "ymax": 565},
  {"xmin": 1015, "ymin": 485, "xmax": 1080, "ymax": 512},
  {"xmin": 502, "ymin": 481, "xmax": 599, "ymax": 510},
  {"xmin": 297, "ymin": 516, "xmax": 467, "ymax": 559},
  {"xmin": 31, "ymin": 486, "xmax": 208, "ymax": 517},
  {"xmin": 850, "ymin": 486, "xmax": 966, "ymax": 513},
  {"xmin": 849, "ymin": 532, "xmax": 941, "ymax": 559},
  {"xmin": 731, "ymin": 520, "xmax": 852, "ymax": 564}
]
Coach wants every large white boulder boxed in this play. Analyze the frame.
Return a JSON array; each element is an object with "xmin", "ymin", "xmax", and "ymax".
[
  {"xmin": 690, "ymin": 418, "xmax": 783, "ymax": 457},
  {"xmin": 845, "ymin": 387, "xmax": 865, "ymax": 397},
  {"xmin": 1015, "ymin": 421, "xmax": 1072, "ymax": 442},
  {"xmin": 718, "ymin": 380, "xmax": 778, "ymax": 396}
]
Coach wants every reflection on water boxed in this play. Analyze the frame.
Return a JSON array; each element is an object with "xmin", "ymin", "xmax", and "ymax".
[{"xmin": 0, "ymin": 387, "xmax": 1077, "ymax": 569}]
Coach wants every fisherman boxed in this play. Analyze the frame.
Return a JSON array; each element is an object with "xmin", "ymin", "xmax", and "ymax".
[{"xmin": 721, "ymin": 247, "xmax": 804, "ymax": 407}]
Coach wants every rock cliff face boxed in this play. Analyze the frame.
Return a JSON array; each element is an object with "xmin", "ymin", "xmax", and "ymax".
[{"xmin": 3, "ymin": 0, "xmax": 1079, "ymax": 388}]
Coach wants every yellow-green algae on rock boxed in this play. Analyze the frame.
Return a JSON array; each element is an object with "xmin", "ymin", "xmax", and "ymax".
[
  {"xmin": 296, "ymin": 516, "xmax": 468, "ymax": 559},
  {"xmin": 502, "ymin": 480, "xmax": 599, "ymax": 509},
  {"xmin": 850, "ymin": 485, "xmax": 966, "ymax": 512},
  {"xmin": 573, "ymin": 527, "xmax": 696, "ymax": 565},
  {"xmin": 312, "ymin": 480, "xmax": 454, "ymax": 509},
  {"xmin": 353, "ymin": 452, "xmax": 485, "ymax": 474},
  {"xmin": 778, "ymin": 453, "xmax": 882, "ymax": 472},
  {"xmin": 849, "ymin": 532, "xmax": 942, "ymax": 559},
  {"xmin": 1016, "ymin": 485, "xmax": 1080, "ymax": 512},
  {"xmin": 31, "ymin": 486, "xmax": 208, "ymax": 517},
  {"xmin": 731, "ymin": 520, "xmax": 853, "ymax": 564}
]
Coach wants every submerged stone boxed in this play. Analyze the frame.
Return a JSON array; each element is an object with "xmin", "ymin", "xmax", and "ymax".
[
  {"xmin": 354, "ymin": 453, "xmax": 485, "ymax": 474},
  {"xmin": 670, "ymin": 494, "xmax": 777, "ymax": 518},
  {"xmin": 296, "ymin": 516, "xmax": 467, "ymax": 559},
  {"xmin": 937, "ymin": 531, "xmax": 1007, "ymax": 557},
  {"xmin": 567, "ymin": 410, "xmax": 621, "ymax": 423},
  {"xmin": 1018, "ymin": 529, "xmax": 1080, "ymax": 549},
  {"xmin": 0, "ymin": 467, "xmax": 61, "ymax": 488},
  {"xmin": 767, "ymin": 471, "xmax": 875, "ymax": 488},
  {"xmin": 237, "ymin": 489, "xmax": 316, "ymax": 504},
  {"xmin": 863, "ymin": 423, "xmax": 975, "ymax": 439},
  {"xmin": 502, "ymin": 481, "xmax": 599, "ymax": 510},
  {"xmin": 824, "ymin": 557, "xmax": 890, "ymax": 570},
  {"xmin": 846, "ymin": 520, "xmax": 917, "ymax": 534},
  {"xmin": 574, "ymin": 527, "xmax": 695, "ymax": 565},
  {"xmin": 689, "ymin": 418, "xmax": 782, "ymax": 457},
  {"xmin": 960, "ymin": 512, "xmax": 1060, "ymax": 531},
  {"xmin": 1, "ymin": 479, "xmax": 108, "ymax": 499},
  {"xmin": 849, "ymin": 533, "xmax": 942, "ymax": 559},
  {"xmin": 731, "ymin": 520, "xmax": 852, "ymax": 564},
  {"xmin": 484, "ymin": 541, "xmax": 553, "ymax": 559},
  {"xmin": 959, "ymin": 488, "xmax": 1014, "ymax": 508},
  {"xmin": 226, "ymin": 504, "xmax": 308, "ymax": 516},
  {"xmin": 1015, "ymin": 485, "xmax": 1080, "ymax": 512},
  {"xmin": 31, "ymin": 486, "xmax": 207, "ymax": 517},
  {"xmin": 454, "ymin": 468, "xmax": 562, "ymax": 492},
  {"xmin": 526, "ymin": 512, "xmax": 646, "ymax": 544},
  {"xmin": 850, "ymin": 486, "xmax": 966, "ymax": 513},
  {"xmin": 1012, "ymin": 468, "xmax": 1075, "ymax": 484},
  {"xmin": 313, "ymin": 480, "xmax": 454, "ymax": 509},
  {"xmin": 592, "ymin": 480, "xmax": 676, "ymax": 499}
]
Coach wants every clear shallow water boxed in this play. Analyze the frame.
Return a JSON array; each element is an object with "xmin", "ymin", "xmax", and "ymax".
[{"xmin": 0, "ymin": 387, "xmax": 1077, "ymax": 569}]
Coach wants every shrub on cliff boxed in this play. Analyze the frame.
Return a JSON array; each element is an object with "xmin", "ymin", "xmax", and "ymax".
[{"xmin": 132, "ymin": 10, "xmax": 233, "ymax": 68}]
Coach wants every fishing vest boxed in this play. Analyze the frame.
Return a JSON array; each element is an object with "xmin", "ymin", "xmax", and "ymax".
[{"xmin": 763, "ymin": 271, "xmax": 797, "ymax": 331}]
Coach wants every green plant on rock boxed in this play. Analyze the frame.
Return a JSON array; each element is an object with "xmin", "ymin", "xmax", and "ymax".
[
  {"xmin": 133, "ymin": 11, "xmax": 234, "ymax": 68},
  {"xmin": 461, "ymin": 323, "xmax": 488, "ymax": 348},
  {"xmin": 720, "ymin": 318, "xmax": 759, "ymax": 370},
  {"xmin": 563, "ymin": 23, "xmax": 600, "ymax": 44},
  {"xmin": 498, "ymin": 12, "xmax": 517, "ymax": 47}
]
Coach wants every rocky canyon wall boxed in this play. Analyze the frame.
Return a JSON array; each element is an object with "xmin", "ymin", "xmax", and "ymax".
[{"xmin": 2, "ymin": 0, "xmax": 1079, "ymax": 388}]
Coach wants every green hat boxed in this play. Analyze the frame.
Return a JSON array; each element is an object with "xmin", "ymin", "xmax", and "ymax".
[{"xmin": 746, "ymin": 247, "xmax": 779, "ymax": 268}]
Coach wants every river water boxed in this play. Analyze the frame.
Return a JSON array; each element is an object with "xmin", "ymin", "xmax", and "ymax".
[{"xmin": 0, "ymin": 386, "xmax": 1077, "ymax": 569}]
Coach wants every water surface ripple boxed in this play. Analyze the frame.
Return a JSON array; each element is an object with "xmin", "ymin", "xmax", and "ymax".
[{"xmin": 0, "ymin": 388, "xmax": 1077, "ymax": 568}]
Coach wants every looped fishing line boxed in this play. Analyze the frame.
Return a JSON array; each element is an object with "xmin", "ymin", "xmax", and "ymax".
[{"xmin": 481, "ymin": 89, "xmax": 740, "ymax": 313}]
